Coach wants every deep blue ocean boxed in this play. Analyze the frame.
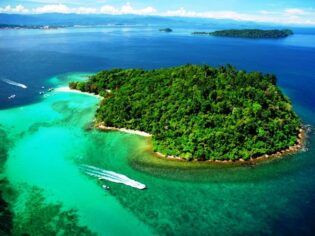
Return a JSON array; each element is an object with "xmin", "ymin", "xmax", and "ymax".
[{"xmin": 1, "ymin": 25, "xmax": 315, "ymax": 235}]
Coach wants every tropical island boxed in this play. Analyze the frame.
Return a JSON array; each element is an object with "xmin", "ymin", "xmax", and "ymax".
[
  {"xmin": 69, "ymin": 64, "xmax": 302, "ymax": 161},
  {"xmin": 192, "ymin": 29, "xmax": 294, "ymax": 39},
  {"xmin": 159, "ymin": 28, "xmax": 173, "ymax": 32}
]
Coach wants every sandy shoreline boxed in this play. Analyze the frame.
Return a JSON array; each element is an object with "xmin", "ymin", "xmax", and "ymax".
[
  {"xmin": 54, "ymin": 86, "xmax": 102, "ymax": 98},
  {"xmin": 97, "ymin": 124, "xmax": 152, "ymax": 137}
]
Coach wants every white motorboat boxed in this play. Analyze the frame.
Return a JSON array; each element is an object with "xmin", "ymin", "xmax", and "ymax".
[{"xmin": 81, "ymin": 165, "xmax": 146, "ymax": 190}]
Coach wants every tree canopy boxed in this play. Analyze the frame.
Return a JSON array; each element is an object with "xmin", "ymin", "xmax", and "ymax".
[
  {"xmin": 70, "ymin": 64, "xmax": 300, "ymax": 161},
  {"xmin": 159, "ymin": 28, "xmax": 173, "ymax": 32},
  {"xmin": 192, "ymin": 29, "xmax": 293, "ymax": 39}
]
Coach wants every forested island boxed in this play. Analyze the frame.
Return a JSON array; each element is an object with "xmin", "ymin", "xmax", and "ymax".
[
  {"xmin": 192, "ymin": 29, "xmax": 293, "ymax": 39},
  {"xmin": 69, "ymin": 65, "xmax": 302, "ymax": 161},
  {"xmin": 159, "ymin": 28, "xmax": 173, "ymax": 32}
]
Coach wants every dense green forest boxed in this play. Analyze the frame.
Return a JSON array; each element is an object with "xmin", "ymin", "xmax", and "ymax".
[
  {"xmin": 70, "ymin": 65, "xmax": 300, "ymax": 161},
  {"xmin": 192, "ymin": 29, "xmax": 293, "ymax": 38},
  {"xmin": 159, "ymin": 28, "xmax": 173, "ymax": 32}
]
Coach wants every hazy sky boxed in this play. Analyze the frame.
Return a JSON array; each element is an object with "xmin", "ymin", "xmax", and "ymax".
[{"xmin": 1, "ymin": 0, "xmax": 315, "ymax": 25}]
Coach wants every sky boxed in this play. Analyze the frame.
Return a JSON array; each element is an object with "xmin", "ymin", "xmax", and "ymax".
[{"xmin": 0, "ymin": 0, "xmax": 315, "ymax": 25}]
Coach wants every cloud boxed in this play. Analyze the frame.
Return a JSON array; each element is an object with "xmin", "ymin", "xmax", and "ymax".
[
  {"xmin": 0, "ymin": 5, "xmax": 29, "ymax": 13},
  {"xmin": 32, "ymin": 2, "xmax": 156, "ymax": 15},
  {"xmin": 34, "ymin": 4, "xmax": 98, "ymax": 14},
  {"xmin": 162, "ymin": 7, "xmax": 315, "ymax": 25},
  {"xmin": 285, "ymin": 8, "xmax": 305, "ymax": 15},
  {"xmin": 120, "ymin": 3, "xmax": 156, "ymax": 15},
  {"xmin": 99, "ymin": 5, "xmax": 118, "ymax": 14},
  {"xmin": 19, "ymin": 0, "xmax": 88, "ymax": 5},
  {"xmin": 163, "ymin": 8, "xmax": 246, "ymax": 20},
  {"xmin": 34, "ymin": 4, "xmax": 70, "ymax": 13},
  {"xmin": 259, "ymin": 10, "xmax": 277, "ymax": 15},
  {"xmin": 100, "ymin": 3, "xmax": 156, "ymax": 15}
]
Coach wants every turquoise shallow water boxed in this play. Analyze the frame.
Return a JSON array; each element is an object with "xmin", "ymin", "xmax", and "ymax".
[
  {"xmin": 1, "ymin": 26, "xmax": 315, "ymax": 235},
  {"xmin": 1, "ymin": 75, "xmax": 153, "ymax": 235}
]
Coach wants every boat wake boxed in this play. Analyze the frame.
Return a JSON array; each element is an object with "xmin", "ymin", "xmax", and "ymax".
[
  {"xmin": 1, "ymin": 78, "xmax": 27, "ymax": 89},
  {"xmin": 80, "ymin": 165, "xmax": 146, "ymax": 190}
]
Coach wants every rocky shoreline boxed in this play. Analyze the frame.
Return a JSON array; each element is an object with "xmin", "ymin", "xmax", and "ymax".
[
  {"xmin": 96, "ymin": 121, "xmax": 307, "ymax": 165},
  {"xmin": 154, "ymin": 127, "xmax": 306, "ymax": 164}
]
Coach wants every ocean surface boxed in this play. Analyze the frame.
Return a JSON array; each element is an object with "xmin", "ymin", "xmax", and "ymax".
[{"xmin": 0, "ymin": 26, "xmax": 315, "ymax": 235}]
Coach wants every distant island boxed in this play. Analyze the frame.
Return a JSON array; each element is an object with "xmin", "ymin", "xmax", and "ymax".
[
  {"xmin": 192, "ymin": 29, "xmax": 294, "ymax": 39},
  {"xmin": 159, "ymin": 28, "xmax": 173, "ymax": 32},
  {"xmin": 70, "ymin": 65, "xmax": 302, "ymax": 161}
]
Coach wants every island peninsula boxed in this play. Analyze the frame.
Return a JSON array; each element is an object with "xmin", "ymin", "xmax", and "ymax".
[{"xmin": 69, "ymin": 65, "xmax": 302, "ymax": 162}]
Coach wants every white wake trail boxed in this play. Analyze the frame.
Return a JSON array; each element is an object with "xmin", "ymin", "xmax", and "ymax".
[
  {"xmin": 81, "ymin": 165, "xmax": 146, "ymax": 190},
  {"xmin": 1, "ymin": 78, "xmax": 27, "ymax": 89}
]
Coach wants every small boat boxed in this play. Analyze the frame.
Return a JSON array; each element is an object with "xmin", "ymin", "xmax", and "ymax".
[
  {"xmin": 41, "ymin": 86, "xmax": 45, "ymax": 89},
  {"xmin": 39, "ymin": 91, "xmax": 45, "ymax": 95},
  {"xmin": 102, "ymin": 185, "xmax": 110, "ymax": 190},
  {"xmin": 8, "ymin": 94, "xmax": 16, "ymax": 99}
]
